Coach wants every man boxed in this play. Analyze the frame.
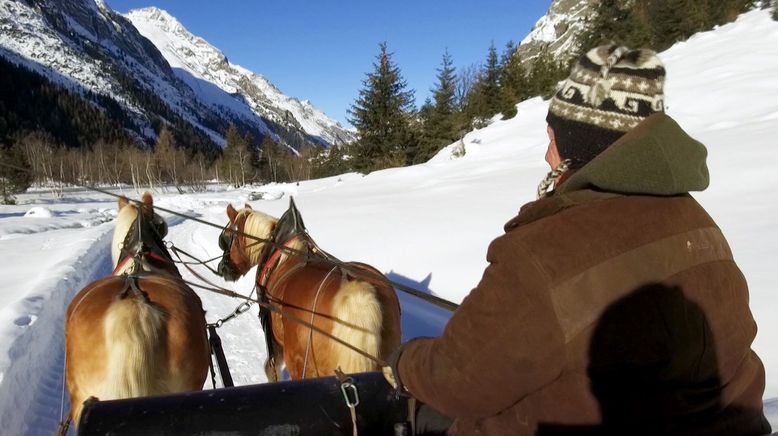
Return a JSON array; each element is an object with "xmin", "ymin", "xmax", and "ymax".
[{"xmin": 387, "ymin": 44, "xmax": 771, "ymax": 435}]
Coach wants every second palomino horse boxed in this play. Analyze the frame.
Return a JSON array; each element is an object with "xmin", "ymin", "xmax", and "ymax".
[
  {"xmin": 216, "ymin": 198, "xmax": 401, "ymax": 381},
  {"xmin": 64, "ymin": 193, "xmax": 209, "ymax": 424}
]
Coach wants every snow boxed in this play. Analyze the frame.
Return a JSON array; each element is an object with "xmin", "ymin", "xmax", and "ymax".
[
  {"xmin": 0, "ymin": 9, "xmax": 777, "ymax": 434},
  {"xmin": 23, "ymin": 207, "xmax": 53, "ymax": 218}
]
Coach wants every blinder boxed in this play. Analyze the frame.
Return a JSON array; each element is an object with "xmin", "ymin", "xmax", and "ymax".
[
  {"xmin": 120, "ymin": 207, "xmax": 173, "ymax": 264},
  {"xmin": 219, "ymin": 223, "xmax": 236, "ymax": 252}
]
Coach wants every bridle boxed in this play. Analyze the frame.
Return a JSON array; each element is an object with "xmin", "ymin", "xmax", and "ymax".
[
  {"xmin": 218, "ymin": 211, "xmax": 274, "ymax": 278},
  {"xmin": 114, "ymin": 206, "xmax": 176, "ymax": 276}
]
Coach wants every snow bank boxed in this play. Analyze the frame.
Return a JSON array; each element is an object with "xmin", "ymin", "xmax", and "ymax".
[{"xmin": 23, "ymin": 207, "xmax": 53, "ymax": 218}]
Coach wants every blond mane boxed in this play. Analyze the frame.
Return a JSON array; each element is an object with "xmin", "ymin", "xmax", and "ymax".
[
  {"xmin": 112, "ymin": 203, "xmax": 140, "ymax": 268},
  {"xmin": 240, "ymin": 209, "xmax": 305, "ymax": 267}
]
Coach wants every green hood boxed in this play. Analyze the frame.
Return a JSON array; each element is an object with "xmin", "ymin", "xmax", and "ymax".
[{"xmin": 556, "ymin": 113, "xmax": 709, "ymax": 196}]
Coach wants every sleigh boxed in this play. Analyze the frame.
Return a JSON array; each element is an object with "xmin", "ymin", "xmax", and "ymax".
[{"xmin": 77, "ymin": 371, "xmax": 412, "ymax": 436}]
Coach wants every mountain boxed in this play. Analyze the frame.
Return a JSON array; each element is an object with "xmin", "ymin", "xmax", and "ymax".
[
  {"xmin": 515, "ymin": 0, "xmax": 597, "ymax": 65},
  {"xmin": 514, "ymin": 0, "xmax": 760, "ymax": 68},
  {"xmin": 0, "ymin": 0, "xmax": 352, "ymax": 151},
  {"xmin": 125, "ymin": 7, "xmax": 355, "ymax": 148}
]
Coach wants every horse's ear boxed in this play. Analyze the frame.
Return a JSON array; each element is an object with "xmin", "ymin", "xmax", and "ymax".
[
  {"xmin": 227, "ymin": 204, "xmax": 238, "ymax": 223},
  {"xmin": 118, "ymin": 196, "xmax": 129, "ymax": 210},
  {"xmin": 141, "ymin": 192, "xmax": 154, "ymax": 217},
  {"xmin": 244, "ymin": 203, "xmax": 253, "ymax": 210},
  {"xmin": 282, "ymin": 196, "xmax": 306, "ymax": 232},
  {"xmin": 142, "ymin": 192, "xmax": 154, "ymax": 207}
]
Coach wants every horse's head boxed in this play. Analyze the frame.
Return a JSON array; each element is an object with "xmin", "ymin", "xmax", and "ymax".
[
  {"xmin": 112, "ymin": 192, "xmax": 168, "ymax": 267},
  {"xmin": 216, "ymin": 203, "xmax": 277, "ymax": 281}
]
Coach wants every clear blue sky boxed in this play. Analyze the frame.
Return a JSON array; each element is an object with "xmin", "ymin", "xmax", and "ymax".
[{"xmin": 107, "ymin": 0, "xmax": 551, "ymax": 127}]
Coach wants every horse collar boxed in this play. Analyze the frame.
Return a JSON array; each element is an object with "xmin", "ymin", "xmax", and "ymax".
[{"xmin": 258, "ymin": 234, "xmax": 303, "ymax": 286}]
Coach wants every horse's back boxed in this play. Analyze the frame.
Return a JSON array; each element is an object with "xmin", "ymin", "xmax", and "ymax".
[{"xmin": 65, "ymin": 275, "xmax": 208, "ymax": 423}]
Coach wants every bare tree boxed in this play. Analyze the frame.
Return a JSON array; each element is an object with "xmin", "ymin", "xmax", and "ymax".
[{"xmin": 456, "ymin": 63, "xmax": 481, "ymax": 107}]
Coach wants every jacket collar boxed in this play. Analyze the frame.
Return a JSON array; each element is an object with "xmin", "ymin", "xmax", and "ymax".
[{"xmin": 504, "ymin": 190, "xmax": 622, "ymax": 232}]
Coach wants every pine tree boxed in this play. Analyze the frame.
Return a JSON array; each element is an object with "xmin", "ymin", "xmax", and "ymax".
[
  {"xmin": 417, "ymin": 50, "xmax": 459, "ymax": 163},
  {"xmin": 499, "ymin": 42, "xmax": 528, "ymax": 118},
  {"xmin": 348, "ymin": 42, "xmax": 417, "ymax": 172},
  {"xmin": 527, "ymin": 48, "xmax": 563, "ymax": 99},
  {"xmin": 464, "ymin": 42, "xmax": 506, "ymax": 126},
  {"xmin": 0, "ymin": 144, "xmax": 32, "ymax": 204}
]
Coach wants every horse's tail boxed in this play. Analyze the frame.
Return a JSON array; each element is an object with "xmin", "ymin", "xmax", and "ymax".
[
  {"xmin": 330, "ymin": 281, "xmax": 384, "ymax": 373},
  {"xmin": 102, "ymin": 294, "xmax": 168, "ymax": 399}
]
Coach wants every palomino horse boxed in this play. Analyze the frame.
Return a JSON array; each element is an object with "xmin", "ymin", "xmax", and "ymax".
[
  {"xmin": 216, "ymin": 198, "xmax": 401, "ymax": 381},
  {"xmin": 64, "ymin": 193, "xmax": 209, "ymax": 424}
]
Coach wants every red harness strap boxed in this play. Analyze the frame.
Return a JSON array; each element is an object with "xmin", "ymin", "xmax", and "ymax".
[
  {"xmin": 258, "ymin": 234, "xmax": 302, "ymax": 286},
  {"xmin": 112, "ymin": 251, "xmax": 179, "ymax": 277},
  {"xmin": 112, "ymin": 256, "xmax": 134, "ymax": 276}
]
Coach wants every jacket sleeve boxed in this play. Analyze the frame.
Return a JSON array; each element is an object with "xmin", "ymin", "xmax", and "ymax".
[{"xmin": 396, "ymin": 235, "xmax": 566, "ymax": 419}]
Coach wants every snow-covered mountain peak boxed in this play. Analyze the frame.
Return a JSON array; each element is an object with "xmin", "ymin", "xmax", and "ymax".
[
  {"xmin": 126, "ymin": 7, "xmax": 355, "ymax": 146},
  {"xmin": 128, "ymin": 6, "xmax": 174, "ymax": 23},
  {"xmin": 126, "ymin": 7, "xmax": 227, "ymax": 73},
  {"xmin": 516, "ymin": 0, "xmax": 596, "ymax": 63}
]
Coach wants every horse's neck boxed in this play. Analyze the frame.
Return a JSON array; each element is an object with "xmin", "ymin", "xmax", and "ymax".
[{"xmin": 112, "ymin": 206, "xmax": 138, "ymax": 268}]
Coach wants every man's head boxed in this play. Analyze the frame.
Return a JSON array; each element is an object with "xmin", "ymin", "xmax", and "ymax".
[{"xmin": 546, "ymin": 44, "xmax": 666, "ymax": 168}]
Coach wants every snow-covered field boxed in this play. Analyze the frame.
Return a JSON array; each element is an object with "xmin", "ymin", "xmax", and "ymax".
[{"xmin": 0, "ymin": 10, "xmax": 777, "ymax": 435}]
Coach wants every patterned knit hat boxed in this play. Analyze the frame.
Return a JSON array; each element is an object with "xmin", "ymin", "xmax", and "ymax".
[{"xmin": 546, "ymin": 44, "xmax": 666, "ymax": 167}]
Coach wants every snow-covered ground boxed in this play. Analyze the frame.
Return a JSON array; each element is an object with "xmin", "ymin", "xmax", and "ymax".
[{"xmin": 0, "ymin": 9, "xmax": 777, "ymax": 435}]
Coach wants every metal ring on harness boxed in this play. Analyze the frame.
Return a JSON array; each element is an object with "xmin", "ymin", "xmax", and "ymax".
[{"xmin": 339, "ymin": 375, "xmax": 360, "ymax": 436}]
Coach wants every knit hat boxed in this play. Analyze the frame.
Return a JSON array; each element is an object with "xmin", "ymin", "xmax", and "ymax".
[{"xmin": 546, "ymin": 44, "xmax": 666, "ymax": 167}]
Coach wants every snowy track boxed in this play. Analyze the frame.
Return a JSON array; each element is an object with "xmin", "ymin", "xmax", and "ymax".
[
  {"xmin": 0, "ymin": 200, "xmax": 269, "ymax": 435},
  {"xmin": 0, "ymin": 225, "xmax": 113, "ymax": 435}
]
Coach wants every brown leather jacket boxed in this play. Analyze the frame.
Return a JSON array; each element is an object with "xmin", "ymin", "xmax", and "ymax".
[{"xmin": 395, "ymin": 114, "xmax": 770, "ymax": 435}]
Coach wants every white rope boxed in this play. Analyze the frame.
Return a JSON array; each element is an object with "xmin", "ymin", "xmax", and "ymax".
[{"xmin": 301, "ymin": 266, "xmax": 338, "ymax": 378}]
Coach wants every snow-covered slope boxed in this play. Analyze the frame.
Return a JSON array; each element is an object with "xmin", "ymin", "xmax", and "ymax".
[
  {"xmin": 0, "ymin": 9, "xmax": 776, "ymax": 435},
  {"xmin": 125, "ymin": 7, "xmax": 355, "ymax": 147}
]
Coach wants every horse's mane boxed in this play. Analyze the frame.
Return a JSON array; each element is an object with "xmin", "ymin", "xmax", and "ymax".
[
  {"xmin": 112, "ymin": 202, "xmax": 173, "ymax": 269},
  {"xmin": 112, "ymin": 204, "xmax": 140, "ymax": 267},
  {"xmin": 242, "ymin": 209, "xmax": 278, "ymax": 265}
]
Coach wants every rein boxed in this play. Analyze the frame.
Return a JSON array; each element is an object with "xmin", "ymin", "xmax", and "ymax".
[
  {"xmin": 236, "ymin": 215, "xmax": 459, "ymax": 312},
  {"xmin": 0, "ymin": 159, "xmax": 458, "ymax": 311},
  {"xmin": 171, "ymin": 253, "xmax": 389, "ymax": 367}
]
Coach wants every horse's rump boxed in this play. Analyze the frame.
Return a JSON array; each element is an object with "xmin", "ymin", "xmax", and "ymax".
[
  {"xmin": 267, "ymin": 259, "xmax": 401, "ymax": 378},
  {"xmin": 65, "ymin": 275, "xmax": 208, "ymax": 422}
]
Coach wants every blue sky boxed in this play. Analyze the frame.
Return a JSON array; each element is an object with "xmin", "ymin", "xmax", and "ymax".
[{"xmin": 107, "ymin": 0, "xmax": 551, "ymax": 127}]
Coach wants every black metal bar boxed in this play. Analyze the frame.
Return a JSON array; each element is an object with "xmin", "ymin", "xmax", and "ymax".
[{"xmin": 77, "ymin": 372, "xmax": 409, "ymax": 436}]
